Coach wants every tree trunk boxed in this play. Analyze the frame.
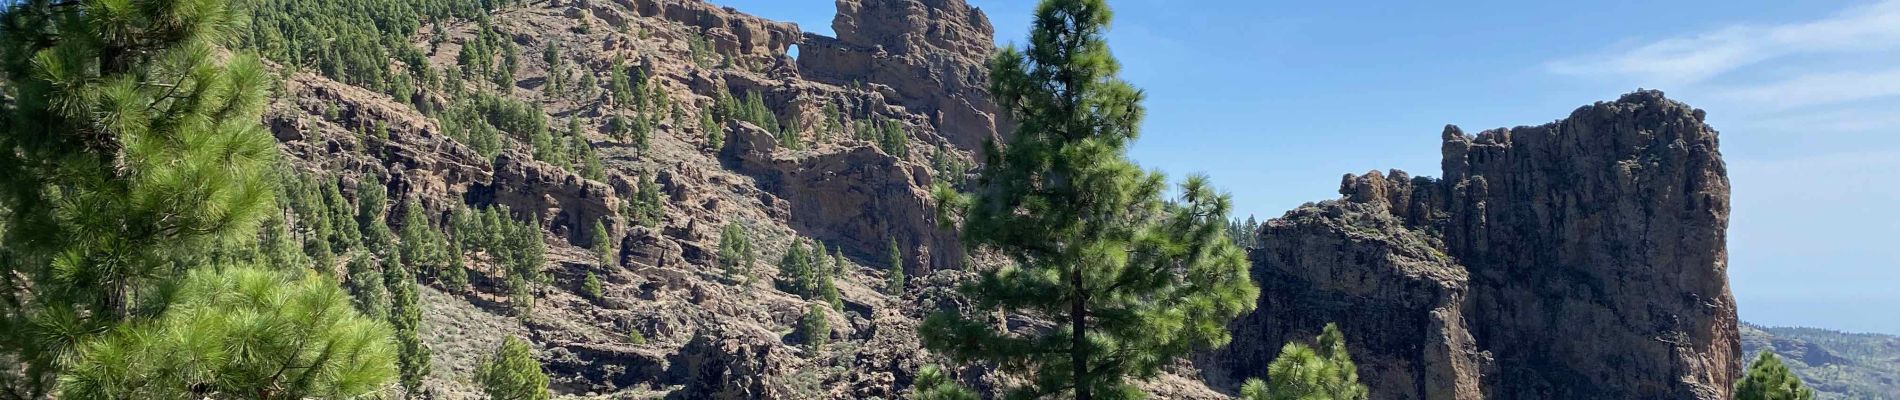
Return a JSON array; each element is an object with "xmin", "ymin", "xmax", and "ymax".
[{"xmin": 1071, "ymin": 267, "xmax": 1090, "ymax": 400}]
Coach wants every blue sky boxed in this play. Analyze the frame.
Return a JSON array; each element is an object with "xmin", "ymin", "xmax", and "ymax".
[{"xmin": 720, "ymin": 0, "xmax": 1900, "ymax": 334}]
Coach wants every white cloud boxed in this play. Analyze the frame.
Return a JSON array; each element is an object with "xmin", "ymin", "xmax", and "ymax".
[
  {"xmin": 1744, "ymin": 106, "xmax": 1900, "ymax": 133},
  {"xmin": 1714, "ymin": 67, "xmax": 1900, "ymax": 110},
  {"xmin": 1547, "ymin": 0, "xmax": 1900, "ymax": 85}
]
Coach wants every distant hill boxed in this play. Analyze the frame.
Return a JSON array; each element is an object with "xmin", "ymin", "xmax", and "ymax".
[{"xmin": 1742, "ymin": 323, "xmax": 1900, "ymax": 399}]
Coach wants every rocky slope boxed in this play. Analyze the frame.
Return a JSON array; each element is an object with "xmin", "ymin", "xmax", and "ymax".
[
  {"xmin": 259, "ymin": 0, "xmax": 1755, "ymax": 397},
  {"xmin": 1743, "ymin": 324, "xmax": 1900, "ymax": 399},
  {"xmin": 262, "ymin": 0, "xmax": 1237, "ymax": 398},
  {"xmin": 267, "ymin": 0, "xmax": 1002, "ymax": 398},
  {"xmin": 1200, "ymin": 91, "xmax": 1742, "ymax": 399}
]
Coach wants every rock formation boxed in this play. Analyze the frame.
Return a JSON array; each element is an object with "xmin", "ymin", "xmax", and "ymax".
[
  {"xmin": 263, "ymin": 0, "xmax": 1010, "ymax": 398},
  {"xmin": 797, "ymin": 0, "xmax": 1000, "ymax": 150},
  {"xmin": 1203, "ymin": 90, "xmax": 1741, "ymax": 399},
  {"xmin": 257, "ymin": 0, "xmax": 1750, "ymax": 395}
]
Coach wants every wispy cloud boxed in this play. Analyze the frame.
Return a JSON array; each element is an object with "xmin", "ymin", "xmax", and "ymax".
[
  {"xmin": 1547, "ymin": 0, "xmax": 1900, "ymax": 86},
  {"xmin": 1712, "ymin": 68, "xmax": 1900, "ymax": 110},
  {"xmin": 1745, "ymin": 105, "xmax": 1900, "ymax": 134}
]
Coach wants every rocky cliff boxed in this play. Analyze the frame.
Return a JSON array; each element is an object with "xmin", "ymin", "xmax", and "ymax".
[
  {"xmin": 257, "ymin": 0, "xmax": 1751, "ymax": 396},
  {"xmin": 259, "ymin": 0, "xmax": 1080, "ymax": 398},
  {"xmin": 1202, "ymin": 90, "xmax": 1742, "ymax": 399}
]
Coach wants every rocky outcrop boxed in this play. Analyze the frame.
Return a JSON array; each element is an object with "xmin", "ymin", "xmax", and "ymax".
[
  {"xmin": 797, "ymin": 0, "xmax": 999, "ymax": 151},
  {"xmin": 270, "ymin": 72, "xmax": 493, "ymax": 211},
  {"xmin": 719, "ymin": 120, "xmax": 959, "ymax": 274},
  {"xmin": 615, "ymin": 0, "xmax": 801, "ymax": 57},
  {"xmin": 472, "ymin": 153, "xmax": 620, "ymax": 247},
  {"xmin": 1204, "ymin": 90, "xmax": 1740, "ymax": 400},
  {"xmin": 1208, "ymin": 193, "xmax": 1486, "ymax": 399},
  {"xmin": 665, "ymin": 326, "xmax": 797, "ymax": 400}
]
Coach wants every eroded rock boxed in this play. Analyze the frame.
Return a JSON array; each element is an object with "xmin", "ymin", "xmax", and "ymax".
[{"xmin": 1204, "ymin": 90, "xmax": 1740, "ymax": 400}]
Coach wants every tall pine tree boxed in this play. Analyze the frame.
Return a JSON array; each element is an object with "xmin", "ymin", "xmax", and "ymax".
[
  {"xmin": 921, "ymin": 1, "xmax": 1257, "ymax": 398},
  {"xmin": 886, "ymin": 237, "xmax": 905, "ymax": 296},
  {"xmin": 0, "ymin": 0, "xmax": 397, "ymax": 395}
]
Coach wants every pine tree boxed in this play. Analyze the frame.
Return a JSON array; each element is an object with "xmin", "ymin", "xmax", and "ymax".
[
  {"xmin": 480, "ymin": 336, "xmax": 551, "ymax": 400},
  {"xmin": 579, "ymin": 73, "xmax": 598, "ymax": 98},
  {"xmin": 0, "ymin": 9, "xmax": 408, "ymax": 390},
  {"xmin": 504, "ymin": 217, "xmax": 546, "ymax": 317},
  {"xmin": 326, "ymin": 178, "xmax": 364, "ymax": 252},
  {"xmin": 886, "ymin": 238, "xmax": 906, "ymax": 296},
  {"xmin": 358, "ymin": 175, "xmax": 395, "ymax": 252},
  {"xmin": 610, "ymin": 57, "xmax": 633, "ymax": 106},
  {"xmin": 776, "ymin": 238, "xmax": 840, "ymax": 308},
  {"xmin": 1735, "ymin": 352, "xmax": 1816, "ymax": 400},
  {"xmin": 593, "ymin": 220, "xmax": 616, "ymax": 268},
  {"xmin": 399, "ymin": 197, "xmax": 448, "ymax": 279},
  {"xmin": 779, "ymin": 240, "xmax": 814, "ymax": 294},
  {"xmin": 1239, "ymin": 323, "xmax": 1367, "ymax": 400},
  {"xmin": 821, "ymin": 102, "xmax": 843, "ymax": 142},
  {"xmin": 879, "ymin": 118, "xmax": 909, "ymax": 158},
  {"xmin": 386, "ymin": 252, "xmax": 432, "ymax": 398},
  {"xmin": 717, "ymin": 222, "xmax": 755, "ymax": 283},
  {"xmin": 810, "ymin": 240, "xmax": 841, "ymax": 308},
  {"xmin": 59, "ymin": 267, "xmax": 399, "ymax": 399},
  {"xmin": 913, "ymin": 365, "xmax": 979, "ymax": 400},
  {"xmin": 920, "ymin": 1, "xmax": 1258, "ymax": 398},
  {"xmin": 632, "ymin": 114, "xmax": 653, "ymax": 153},
  {"xmin": 833, "ymin": 247, "xmax": 848, "ymax": 278},
  {"xmin": 799, "ymin": 303, "xmax": 831, "ymax": 350},
  {"xmin": 299, "ymin": 178, "xmax": 340, "ymax": 271},
  {"xmin": 444, "ymin": 240, "xmax": 472, "ymax": 291},
  {"xmin": 628, "ymin": 171, "xmax": 664, "ymax": 227},
  {"xmin": 702, "ymin": 111, "xmax": 724, "ymax": 150},
  {"xmin": 813, "ymin": 241, "xmax": 835, "ymax": 280},
  {"xmin": 583, "ymin": 270, "xmax": 606, "ymax": 300},
  {"xmin": 258, "ymin": 206, "xmax": 310, "ymax": 270},
  {"xmin": 780, "ymin": 111, "xmax": 805, "ymax": 150},
  {"xmin": 346, "ymin": 251, "xmax": 390, "ymax": 319}
]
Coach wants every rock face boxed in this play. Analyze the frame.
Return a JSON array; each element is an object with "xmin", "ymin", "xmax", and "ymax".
[
  {"xmin": 617, "ymin": 0, "xmax": 801, "ymax": 57},
  {"xmin": 263, "ymin": 0, "xmax": 1019, "ymax": 397},
  {"xmin": 1203, "ymin": 91, "xmax": 1741, "ymax": 400},
  {"xmin": 474, "ymin": 153, "xmax": 621, "ymax": 247},
  {"xmin": 720, "ymin": 119, "xmax": 960, "ymax": 275},
  {"xmin": 797, "ymin": 0, "xmax": 1000, "ymax": 151}
]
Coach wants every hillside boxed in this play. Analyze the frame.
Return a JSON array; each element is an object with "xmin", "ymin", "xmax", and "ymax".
[
  {"xmin": 172, "ymin": 0, "xmax": 1752, "ymax": 398},
  {"xmin": 248, "ymin": 0, "xmax": 1235, "ymax": 397},
  {"xmin": 1743, "ymin": 324, "xmax": 1900, "ymax": 399}
]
